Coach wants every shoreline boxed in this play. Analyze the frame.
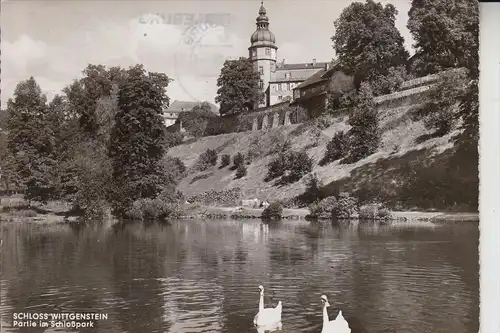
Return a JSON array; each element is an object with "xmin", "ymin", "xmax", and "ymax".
[
  {"xmin": 1, "ymin": 196, "xmax": 479, "ymax": 224},
  {"xmin": 176, "ymin": 206, "xmax": 479, "ymax": 223}
]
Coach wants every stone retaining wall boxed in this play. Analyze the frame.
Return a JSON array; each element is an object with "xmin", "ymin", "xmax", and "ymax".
[
  {"xmin": 200, "ymin": 70, "xmax": 456, "ymax": 136},
  {"xmin": 188, "ymin": 188, "xmax": 242, "ymax": 207}
]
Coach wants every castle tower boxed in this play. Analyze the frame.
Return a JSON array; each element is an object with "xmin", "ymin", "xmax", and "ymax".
[{"xmin": 248, "ymin": 2, "xmax": 277, "ymax": 108}]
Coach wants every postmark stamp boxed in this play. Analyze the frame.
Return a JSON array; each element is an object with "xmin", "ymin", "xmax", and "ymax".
[{"xmin": 172, "ymin": 16, "xmax": 234, "ymax": 101}]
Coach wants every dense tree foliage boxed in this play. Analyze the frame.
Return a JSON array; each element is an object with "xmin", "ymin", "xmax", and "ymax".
[
  {"xmin": 215, "ymin": 57, "xmax": 264, "ymax": 115},
  {"xmin": 177, "ymin": 102, "xmax": 217, "ymax": 138},
  {"xmin": 346, "ymin": 83, "xmax": 380, "ymax": 162},
  {"xmin": 108, "ymin": 65, "xmax": 172, "ymax": 217},
  {"xmin": 2, "ymin": 63, "xmax": 184, "ymax": 219},
  {"xmin": 5, "ymin": 78, "xmax": 60, "ymax": 203},
  {"xmin": 407, "ymin": 0, "xmax": 479, "ymax": 78},
  {"xmin": 332, "ymin": 0, "xmax": 409, "ymax": 94}
]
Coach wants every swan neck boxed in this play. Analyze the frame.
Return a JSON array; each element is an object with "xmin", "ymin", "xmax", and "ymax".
[
  {"xmin": 259, "ymin": 292, "xmax": 264, "ymax": 311},
  {"xmin": 322, "ymin": 305, "xmax": 330, "ymax": 325}
]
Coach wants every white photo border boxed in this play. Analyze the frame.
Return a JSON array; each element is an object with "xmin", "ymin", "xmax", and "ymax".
[{"xmin": 479, "ymin": 2, "xmax": 500, "ymax": 333}]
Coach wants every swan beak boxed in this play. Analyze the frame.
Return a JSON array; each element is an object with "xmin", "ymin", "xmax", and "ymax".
[{"xmin": 325, "ymin": 301, "xmax": 330, "ymax": 307}]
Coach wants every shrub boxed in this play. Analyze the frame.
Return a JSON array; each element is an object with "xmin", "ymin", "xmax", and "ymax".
[
  {"xmin": 320, "ymin": 131, "xmax": 350, "ymax": 166},
  {"xmin": 265, "ymin": 153, "xmax": 288, "ymax": 180},
  {"xmin": 368, "ymin": 66, "xmax": 411, "ymax": 96},
  {"xmin": 261, "ymin": 201, "xmax": 283, "ymax": 221},
  {"xmin": 265, "ymin": 150, "xmax": 313, "ymax": 184},
  {"xmin": 308, "ymin": 196, "xmax": 338, "ymax": 219},
  {"xmin": 220, "ymin": 154, "xmax": 231, "ymax": 168},
  {"xmin": 126, "ymin": 197, "xmax": 180, "ymax": 221},
  {"xmin": 235, "ymin": 164, "xmax": 247, "ymax": 179},
  {"xmin": 377, "ymin": 208, "xmax": 392, "ymax": 220},
  {"xmin": 358, "ymin": 204, "xmax": 378, "ymax": 220},
  {"xmin": 161, "ymin": 156, "xmax": 186, "ymax": 182},
  {"xmin": 164, "ymin": 131, "xmax": 184, "ymax": 149},
  {"xmin": 303, "ymin": 173, "xmax": 324, "ymax": 201},
  {"xmin": 359, "ymin": 204, "xmax": 392, "ymax": 221},
  {"xmin": 198, "ymin": 149, "xmax": 218, "ymax": 170},
  {"xmin": 334, "ymin": 192, "xmax": 359, "ymax": 219},
  {"xmin": 286, "ymin": 150, "xmax": 313, "ymax": 183},
  {"xmin": 328, "ymin": 89, "xmax": 358, "ymax": 111},
  {"xmin": 232, "ymin": 152, "xmax": 245, "ymax": 169}
]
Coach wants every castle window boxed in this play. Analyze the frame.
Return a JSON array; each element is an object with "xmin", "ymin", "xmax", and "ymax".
[
  {"xmin": 278, "ymin": 96, "xmax": 283, "ymax": 101},
  {"xmin": 278, "ymin": 83, "xmax": 282, "ymax": 91},
  {"xmin": 259, "ymin": 66, "xmax": 264, "ymax": 75},
  {"xmin": 285, "ymin": 73, "xmax": 290, "ymax": 79},
  {"xmin": 285, "ymin": 83, "xmax": 290, "ymax": 91},
  {"xmin": 265, "ymin": 47, "xmax": 270, "ymax": 55},
  {"xmin": 259, "ymin": 80, "xmax": 264, "ymax": 89},
  {"xmin": 271, "ymin": 63, "xmax": 276, "ymax": 72}
]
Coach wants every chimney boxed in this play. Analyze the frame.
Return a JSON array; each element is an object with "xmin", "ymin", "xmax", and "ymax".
[{"xmin": 313, "ymin": 58, "xmax": 316, "ymax": 66}]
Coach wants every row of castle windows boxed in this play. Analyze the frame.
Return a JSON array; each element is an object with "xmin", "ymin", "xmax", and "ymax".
[
  {"xmin": 274, "ymin": 82, "xmax": 296, "ymax": 91},
  {"xmin": 251, "ymin": 48, "xmax": 272, "ymax": 57}
]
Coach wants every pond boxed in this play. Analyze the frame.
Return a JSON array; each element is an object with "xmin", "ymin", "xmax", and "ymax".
[{"xmin": 0, "ymin": 219, "xmax": 479, "ymax": 333}]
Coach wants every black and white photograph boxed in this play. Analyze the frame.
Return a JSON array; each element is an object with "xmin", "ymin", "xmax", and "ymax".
[{"xmin": 0, "ymin": 0, "xmax": 484, "ymax": 332}]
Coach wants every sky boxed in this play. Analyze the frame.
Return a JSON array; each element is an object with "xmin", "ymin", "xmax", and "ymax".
[{"xmin": 1, "ymin": 0, "xmax": 414, "ymax": 108}]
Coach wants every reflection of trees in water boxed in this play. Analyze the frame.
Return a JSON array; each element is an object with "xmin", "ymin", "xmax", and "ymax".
[
  {"xmin": 105, "ymin": 224, "xmax": 169, "ymax": 332},
  {"xmin": 160, "ymin": 277, "xmax": 223, "ymax": 333},
  {"xmin": 2, "ymin": 223, "xmax": 123, "ymax": 332}
]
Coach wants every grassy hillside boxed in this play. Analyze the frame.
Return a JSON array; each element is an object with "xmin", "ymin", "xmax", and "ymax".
[{"xmin": 167, "ymin": 88, "xmax": 475, "ymax": 212}]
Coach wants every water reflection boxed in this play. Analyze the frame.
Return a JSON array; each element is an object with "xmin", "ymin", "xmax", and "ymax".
[
  {"xmin": 0, "ymin": 220, "xmax": 478, "ymax": 333},
  {"xmin": 256, "ymin": 321, "xmax": 282, "ymax": 333}
]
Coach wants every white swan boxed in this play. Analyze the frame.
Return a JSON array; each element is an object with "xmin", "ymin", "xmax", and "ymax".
[
  {"xmin": 320, "ymin": 295, "xmax": 351, "ymax": 333},
  {"xmin": 253, "ymin": 285, "xmax": 282, "ymax": 327}
]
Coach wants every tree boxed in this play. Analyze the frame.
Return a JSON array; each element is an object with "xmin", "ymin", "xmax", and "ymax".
[
  {"xmin": 6, "ymin": 77, "xmax": 59, "ymax": 203},
  {"xmin": 407, "ymin": 0, "xmax": 479, "ymax": 78},
  {"xmin": 320, "ymin": 131, "xmax": 350, "ymax": 165},
  {"xmin": 220, "ymin": 154, "xmax": 231, "ymax": 168},
  {"xmin": 215, "ymin": 57, "xmax": 264, "ymax": 116},
  {"xmin": 332, "ymin": 0, "xmax": 409, "ymax": 92},
  {"xmin": 235, "ymin": 163, "xmax": 247, "ymax": 179},
  {"xmin": 177, "ymin": 101, "xmax": 217, "ymax": 138},
  {"xmin": 108, "ymin": 65, "xmax": 172, "ymax": 216},
  {"xmin": 232, "ymin": 152, "xmax": 245, "ymax": 170},
  {"xmin": 261, "ymin": 201, "xmax": 283, "ymax": 221},
  {"xmin": 63, "ymin": 64, "xmax": 128, "ymax": 138},
  {"xmin": 346, "ymin": 83, "xmax": 380, "ymax": 162},
  {"xmin": 417, "ymin": 69, "xmax": 469, "ymax": 136}
]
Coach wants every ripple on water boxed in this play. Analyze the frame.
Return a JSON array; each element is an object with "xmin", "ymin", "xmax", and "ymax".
[
  {"xmin": 158, "ymin": 277, "xmax": 224, "ymax": 333},
  {"xmin": 0, "ymin": 221, "xmax": 479, "ymax": 333}
]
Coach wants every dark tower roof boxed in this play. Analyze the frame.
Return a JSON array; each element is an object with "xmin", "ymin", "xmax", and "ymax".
[{"xmin": 250, "ymin": 1, "xmax": 276, "ymax": 46}]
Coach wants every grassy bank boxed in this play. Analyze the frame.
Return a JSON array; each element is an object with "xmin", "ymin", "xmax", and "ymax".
[
  {"xmin": 168, "ymin": 101, "xmax": 471, "ymax": 211},
  {"xmin": 0, "ymin": 195, "xmax": 76, "ymax": 223}
]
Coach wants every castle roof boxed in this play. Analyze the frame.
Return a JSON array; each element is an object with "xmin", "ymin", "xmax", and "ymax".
[
  {"xmin": 269, "ymin": 61, "xmax": 330, "ymax": 83},
  {"xmin": 250, "ymin": 2, "xmax": 276, "ymax": 46}
]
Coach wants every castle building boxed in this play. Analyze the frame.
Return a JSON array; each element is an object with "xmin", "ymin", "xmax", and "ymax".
[{"xmin": 248, "ymin": 2, "xmax": 332, "ymax": 108}]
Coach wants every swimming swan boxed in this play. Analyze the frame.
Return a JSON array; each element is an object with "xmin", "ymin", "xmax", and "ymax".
[
  {"xmin": 253, "ymin": 285, "xmax": 282, "ymax": 327},
  {"xmin": 320, "ymin": 295, "xmax": 351, "ymax": 333}
]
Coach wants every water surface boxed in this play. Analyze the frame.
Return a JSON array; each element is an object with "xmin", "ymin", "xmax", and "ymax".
[{"xmin": 0, "ymin": 219, "xmax": 479, "ymax": 333}]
